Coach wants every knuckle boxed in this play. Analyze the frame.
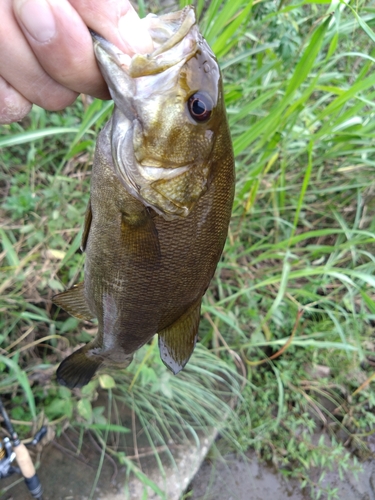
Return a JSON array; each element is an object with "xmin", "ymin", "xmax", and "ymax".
[
  {"xmin": 32, "ymin": 75, "xmax": 78, "ymax": 110},
  {"xmin": 41, "ymin": 90, "xmax": 78, "ymax": 111},
  {"xmin": 0, "ymin": 104, "xmax": 31, "ymax": 124},
  {"xmin": 0, "ymin": 79, "xmax": 32, "ymax": 124}
]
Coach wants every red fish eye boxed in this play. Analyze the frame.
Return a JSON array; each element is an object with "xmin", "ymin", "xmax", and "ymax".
[{"xmin": 188, "ymin": 92, "xmax": 213, "ymax": 122}]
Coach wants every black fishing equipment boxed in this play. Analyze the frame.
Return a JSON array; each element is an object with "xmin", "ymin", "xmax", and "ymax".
[{"xmin": 0, "ymin": 397, "xmax": 46, "ymax": 499}]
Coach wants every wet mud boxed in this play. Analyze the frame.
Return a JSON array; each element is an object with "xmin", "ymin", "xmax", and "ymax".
[
  {"xmin": 189, "ymin": 451, "xmax": 375, "ymax": 500},
  {"xmin": 1, "ymin": 409, "xmax": 375, "ymax": 500}
]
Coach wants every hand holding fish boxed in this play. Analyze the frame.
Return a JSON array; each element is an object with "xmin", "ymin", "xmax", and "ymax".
[{"xmin": 0, "ymin": 0, "xmax": 153, "ymax": 124}]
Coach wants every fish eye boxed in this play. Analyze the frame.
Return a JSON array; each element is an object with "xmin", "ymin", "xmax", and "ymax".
[{"xmin": 188, "ymin": 92, "xmax": 213, "ymax": 122}]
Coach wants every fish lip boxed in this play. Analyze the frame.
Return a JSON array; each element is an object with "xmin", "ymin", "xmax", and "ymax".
[
  {"xmin": 90, "ymin": 7, "xmax": 197, "ymax": 79},
  {"xmin": 89, "ymin": 28, "xmax": 103, "ymax": 43},
  {"xmin": 90, "ymin": 29, "xmax": 132, "ymax": 71}
]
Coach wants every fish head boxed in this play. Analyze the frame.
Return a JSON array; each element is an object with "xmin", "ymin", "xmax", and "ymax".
[{"xmin": 92, "ymin": 6, "xmax": 224, "ymax": 219}]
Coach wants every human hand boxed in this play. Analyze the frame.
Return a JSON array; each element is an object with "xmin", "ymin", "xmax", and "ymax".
[{"xmin": 0, "ymin": 0, "xmax": 153, "ymax": 124}]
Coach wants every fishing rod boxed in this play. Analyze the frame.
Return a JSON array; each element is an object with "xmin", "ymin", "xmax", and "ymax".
[{"xmin": 0, "ymin": 397, "xmax": 45, "ymax": 499}]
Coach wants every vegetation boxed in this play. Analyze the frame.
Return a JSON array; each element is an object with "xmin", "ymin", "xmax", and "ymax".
[{"xmin": 1, "ymin": 0, "xmax": 375, "ymax": 498}]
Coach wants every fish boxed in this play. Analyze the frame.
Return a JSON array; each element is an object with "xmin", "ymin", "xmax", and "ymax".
[{"xmin": 52, "ymin": 6, "xmax": 235, "ymax": 389}]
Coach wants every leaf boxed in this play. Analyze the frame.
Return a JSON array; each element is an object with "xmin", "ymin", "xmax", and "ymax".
[
  {"xmin": 65, "ymin": 100, "xmax": 113, "ymax": 158},
  {"xmin": 57, "ymin": 228, "xmax": 83, "ymax": 270},
  {"xmin": 80, "ymin": 380, "xmax": 98, "ymax": 396},
  {"xmin": 0, "ymin": 128, "xmax": 78, "ymax": 147},
  {"xmin": 45, "ymin": 397, "xmax": 73, "ymax": 420},
  {"xmin": 0, "ymin": 355, "xmax": 36, "ymax": 419},
  {"xmin": 233, "ymin": 17, "xmax": 330, "ymax": 155},
  {"xmin": 344, "ymin": 2, "xmax": 375, "ymax": 44},
  {"xmin": 99, "ymin": 374, "xmax": 116, "ymax": 389},
  {"xmin": 285, "ymin": 17, "xmax": 330, "ymax": 97},
  {"xmin": 59, "ymin": 317, "xmax": 79, "ymax": 333},
  {"xmin": 84, "ymin": 423, "xmax": 130, "ymax": 433},
  {"xmin": 0, "ymin": 229, "xmax": 19, "ymax": 267},
  {"xmin": 360, "ymin": 290, "xmax": 375, "ymax": 314},
  {"xmin": 127, "ymin": 462, "xmax": 166, "ymax": 498},
  {"xmin": 291, "ymin": 140, "xmax": 314, "ymax": 236},
  {"xmin": 77, "ymin": 398, "xmax": 93, "ymax": 422},
  {"xmin": 46, "ymin": 249, "xmax": 66, "ymax": 260}
]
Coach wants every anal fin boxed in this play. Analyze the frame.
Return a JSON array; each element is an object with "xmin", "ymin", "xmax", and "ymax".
[
  {"xmin": 57, "ymin": 343, "xmax": 102, "ymax": 389},
  {"xmin": 53, "ymin": 282, "xmax": 94, "ymax": 321},
  {"xmin": 158, "ymin": 301, "xmax": 201, "ymax": 375}
]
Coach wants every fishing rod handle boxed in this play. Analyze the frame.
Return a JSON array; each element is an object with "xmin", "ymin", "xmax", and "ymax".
[
  {"xmin": 14, "ymin": 442, "xmax": 43, "ymax": 498},
  {"xmin": 14, "ymin": 442, "xmax": 35, "ymax": 478}
]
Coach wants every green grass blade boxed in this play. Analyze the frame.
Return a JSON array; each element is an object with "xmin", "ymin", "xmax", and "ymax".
[
  {"xmin": 291, "ymin": 141, "xmax": 314, "ymax": 238},
  {"xmin": 0, "ymin": 128, "xmax": 79, "ymax": 148},
  {"xmin": 0, "ymin": 355, "xmax": 36, "ymax": 419},
  {"xmin": 0, "ymin": 229, "xmax": 20, "ymax": 267}
]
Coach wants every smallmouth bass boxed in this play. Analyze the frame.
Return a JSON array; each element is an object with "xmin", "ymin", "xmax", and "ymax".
[{"xmin": 53, "ymin": 6, "xmax": 235, "ymax": 389}]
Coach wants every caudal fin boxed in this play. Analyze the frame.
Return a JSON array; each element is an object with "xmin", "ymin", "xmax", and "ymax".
[{"xmin": 57, "ymin": 345, "xmax": 102, "ymax": 389}]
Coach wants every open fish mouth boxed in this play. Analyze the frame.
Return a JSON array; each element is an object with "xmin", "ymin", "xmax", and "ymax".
[{"xmin": 91, "ymin": 6, "xmax": 198, "ymax": 85}]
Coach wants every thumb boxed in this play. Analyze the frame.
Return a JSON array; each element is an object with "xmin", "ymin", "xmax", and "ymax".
[{"xmin": 69, "ymin": 0, "xmax": 154, "ymax": 55}]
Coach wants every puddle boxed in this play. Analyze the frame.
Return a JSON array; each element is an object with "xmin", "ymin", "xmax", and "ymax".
[
  {"xmin": 188, "ymin": 452, "xmax": 309, "ymax": 500},
  {"xmin": 188, "ymin": 451, "xmax": 375, "ymax": 500}
]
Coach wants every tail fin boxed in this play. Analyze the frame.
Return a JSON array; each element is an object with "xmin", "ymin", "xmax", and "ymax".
[{"xmin": 57, "ymin": 345, "xmax": 102, "ymax": 389}]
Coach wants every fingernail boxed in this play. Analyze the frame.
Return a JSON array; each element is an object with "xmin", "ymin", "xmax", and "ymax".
[
  {"xmin": 118, "ymin": 10, "xmax": 153, "ymax": 55},
  {"xmin": 16, "ymin": 0, "xmax": 56, "ymax": 43}
]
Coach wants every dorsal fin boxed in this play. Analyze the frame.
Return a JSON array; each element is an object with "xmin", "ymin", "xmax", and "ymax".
[
  {"xmin": 53, "ymin": 282, "xmax": 94, "ymax": 321},
  {"xmin": 81, "ymin": 197, "xmax": 92, "ymax": 252},
  {"xmin": 158, "ymin": 301, "xmax": 201, "ymax": 375}
]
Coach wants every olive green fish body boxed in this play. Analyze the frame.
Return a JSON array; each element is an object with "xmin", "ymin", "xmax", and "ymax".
[{"xmin": 53, "ymin": 7, "xmax": 235, "ymax": 388}]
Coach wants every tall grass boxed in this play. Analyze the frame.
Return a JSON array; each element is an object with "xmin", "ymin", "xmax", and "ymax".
[{"xmin": 1, "ymin": 0, "xmax": 375, "ymax": 498}]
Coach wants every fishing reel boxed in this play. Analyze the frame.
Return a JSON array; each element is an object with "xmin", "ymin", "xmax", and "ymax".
[{"xmin": 0, "ymin": 398, "xmax": 46, "ymax": 499}]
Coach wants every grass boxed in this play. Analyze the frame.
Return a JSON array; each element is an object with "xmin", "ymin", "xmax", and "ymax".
[{"xmin": 1, "ymin": 0, "xmax": 375, "ymax": 498}]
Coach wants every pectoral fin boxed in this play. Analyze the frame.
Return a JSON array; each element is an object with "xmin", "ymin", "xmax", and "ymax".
[
  {"xmin": 158, "ymin": 301, "xmax": 201, "ymax": 375},
  {"xmin": 57, "ymin": 342, "xmax": 102, "ymax": 389},
  {"xmin": 53, "ymin": 282, "xmax": 94, "ymax": 321},
  {"xmin": 121, "ymin": 210, "xmax": 161, "ymax": 268}
]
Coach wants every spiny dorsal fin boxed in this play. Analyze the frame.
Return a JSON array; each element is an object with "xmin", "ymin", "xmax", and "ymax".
[
  {"xmin": 81, "ymin": 197, "xmax": 92, "ymax": 252},
  {"xmin": 158, "ymin": 301, "xmax": 201, "ymax": 375},
  {"xmin": 53, "ymin": 282, "xmax": 94, "ymax": 321},
  {"xmin": 57, "ymin": 343, "xmax": 102, "ymax": 389}
]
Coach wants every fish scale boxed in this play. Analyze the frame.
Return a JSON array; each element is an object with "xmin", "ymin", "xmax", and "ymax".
[{"xmin": 53, "ymin": 6, "xmax": 235, "ymax": 388}]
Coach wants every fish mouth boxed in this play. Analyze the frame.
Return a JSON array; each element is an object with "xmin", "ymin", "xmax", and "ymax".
[
  {"xmin": 91, "ymin": 6, "xmax": 198, "ymax": 80},
  {"xmin": 90, "ymin": 29, "xmax": 132, "ymax": 74}
]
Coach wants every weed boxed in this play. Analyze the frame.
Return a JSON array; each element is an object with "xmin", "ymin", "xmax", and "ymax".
[{"xmin": 1, "ymin": 1, "xmax": 375, "ymax": 499}]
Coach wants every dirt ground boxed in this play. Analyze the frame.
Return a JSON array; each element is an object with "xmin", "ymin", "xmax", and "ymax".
[{"xmin": 1, "ymin": 439, "xmax": 375, "ymax": 500}]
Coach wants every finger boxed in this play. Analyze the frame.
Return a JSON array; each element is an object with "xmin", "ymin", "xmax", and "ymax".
[
  {"xmin": 13, "ymin": 0, "xmax": 110, "ymax": 99},
  {"xmin": 68, "ymin": 0, "xmax": 154, "ymax": 55},
  {"xmin": 0, "ymin": 76, "xmax": 32, "ymax": 124},
  {"xmin": 0, "ymin": 0, "xmax": 78, "ymax": 111}
]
